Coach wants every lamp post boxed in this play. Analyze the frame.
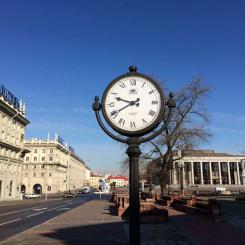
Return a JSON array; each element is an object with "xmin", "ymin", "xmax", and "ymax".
[
  {"xmin": 179, "ymin": 161, "xmax": 184, "ymax": 196},
  {"xmin": 177, "ymin": 150, "xmax": 184, "ymax": 196},
  {"xmin": 93, "ymin": 66, "xmax": 175, "ymax": 245}
]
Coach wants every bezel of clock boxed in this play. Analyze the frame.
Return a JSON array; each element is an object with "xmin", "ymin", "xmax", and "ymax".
[{"xmin": 101, "ymin": 71, "xmax": 165, "ymax": 137}]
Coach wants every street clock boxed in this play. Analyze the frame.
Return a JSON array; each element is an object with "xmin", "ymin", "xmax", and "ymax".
[{"xmin": 101, "ymin": 66, "xmax": 165, "ymax": 136}]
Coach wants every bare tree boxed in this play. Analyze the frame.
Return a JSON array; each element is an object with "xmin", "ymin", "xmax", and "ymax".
[
  {"xmin": 121, "ymin": 79, "xmax": 212, "ymax": 195},
  {"xmin": 148, "ymin": 79, "xmax": 211, "ymax": 195}
]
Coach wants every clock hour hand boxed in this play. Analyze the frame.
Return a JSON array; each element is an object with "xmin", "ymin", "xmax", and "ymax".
[
  {"xmin": 116, "ymin": 97, "xmax": 140, "ymax": 106},
  {"xmin": 116, "ymin": 97, "xmax": 131, "ymax": 103},
  {"xmin": 111, "ymin": 98, "xmax": 140, "ymax": 116}
]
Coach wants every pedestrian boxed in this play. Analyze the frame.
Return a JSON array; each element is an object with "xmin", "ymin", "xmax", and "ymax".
[{"xmin": 99, "ymin": 186, "xmax": 102, "ymax": 199}]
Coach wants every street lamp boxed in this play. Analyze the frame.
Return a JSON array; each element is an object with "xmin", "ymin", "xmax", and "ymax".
[
  {"xmin": 177, "ymin": 150, "xmax": 184, "ymax": 196},
  {"xmin": 179, "ymin": 161, "xmax": 184, "ymax": 196}
]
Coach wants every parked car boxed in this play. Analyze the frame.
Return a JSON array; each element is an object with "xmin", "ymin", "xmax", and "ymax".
[
  {"xmin": 63, "ymin": 192, "xmax": 76, "ymax": 198},
  {"xmin": 24, "ymin": 193, "xmax": 40, "ymax": 199}
]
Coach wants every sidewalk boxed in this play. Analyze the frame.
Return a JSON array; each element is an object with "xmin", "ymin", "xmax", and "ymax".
[
  {"xmin": 2, "ymin": 196, "xmax": 245, "ymax": 245},
  {"xmin": 166, "ymin": 206, "xmax": 245, "ymax": 245},
  {"xmin": 1, "ymin": 197, "xmax": 128, "ymax": 245}
]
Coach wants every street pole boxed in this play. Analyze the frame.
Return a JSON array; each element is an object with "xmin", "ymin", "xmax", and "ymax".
[
  {"xmin": 93, "ymin": 66, "xmax": 175, "ymax": 245},
  {"xmin": 127, "ymin": 138, "xmax": 141, "ymax": 245},
  {"xmin": 45, "ymin": 165, "xmax": 48, "ymax": 200}
]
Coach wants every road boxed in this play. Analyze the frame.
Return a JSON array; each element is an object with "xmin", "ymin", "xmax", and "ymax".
[{"xmin": 0, "ymin": 193, "xmax": 96, "ymax": 242}]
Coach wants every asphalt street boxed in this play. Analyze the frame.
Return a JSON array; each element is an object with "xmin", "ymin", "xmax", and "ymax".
[{"xmin": 0, "ymin": 193, "xmax": 97, "ymax": 242}]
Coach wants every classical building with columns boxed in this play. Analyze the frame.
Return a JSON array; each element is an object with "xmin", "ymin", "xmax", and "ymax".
[
  {"xmin": 23, "ymin": 135, "xmax": 90, "ymax": 194},
  {"xmin": 149, "ymin": 150, "xmax": 245, "ymax": 189},
  {"xmin": 0, "ymin": 84, "xmax": 29, "ymax": 201},
  {"xmin": 171, "ymin": 150, "xmax": 245, "ymax": 188}
]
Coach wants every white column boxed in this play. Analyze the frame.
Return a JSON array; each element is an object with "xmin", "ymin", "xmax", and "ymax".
[
  {"xmin": 242, "ymin": 160, "xmax": 245, "ymax": 185},
  {"xmin": 182, "ymin": 163, "xmax": 186, "ymax": 186},
  {"xmin": 227, "ymin": 162, "xmax": 231, "ymax": 185},
  {"xmin": 209, "ymin": 162, "xmax": 213, "ymax": 185},
  {"xmin": 237, "ymin": 162, "xmax": 241, "ymax": 185},
  {"xmin": 172, "ymin": 166, "xmax": 176, "ymax": 185},
  {"xmin": 189, "ymin": 163, "xmax": 192, "ymax": 186},
  {"xmin": 191, "ymin": 162, "xmax": 194, "ymax": 185},
  {"xmin": 200, "ymin": 162, "xmax": 204, "ymax": 185},
  {"xmin": 169, "ymin": 169, "xmax": 172, "ymax": 185},
  {"xmin": 218, "ymin": 162, "xmax": 222, "ymax": 185}
]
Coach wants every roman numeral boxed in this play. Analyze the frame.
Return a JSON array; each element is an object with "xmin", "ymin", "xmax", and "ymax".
[
  {"xmin": 118, "ymin": 118, "xmax": 125, "ymax": 126},
  {"xmin": 149, "ymin": 90, "xmax": 154, "ymax": 94},
  {"xmin": 112, "ymin": 92, "xmax": 118, "ymax": 95},
  {"xmin": 110, "ymin": 110, "xmax": 117, "ymax": 116},
  {"xmin": 130, "ymin": 121, "xmax": 136, "ymax": 128},
  {"xmin": 108, "ymin": 102, "xmax": 115, "ymax": 107},
  {"xmin": 142, "ymin": 119, "xmax": 147, "ymax": 124},
  {"xmin": 130, "ymin": 79, "xmax": 136, "ymax": 86},
  {"xmin": 142, "ymin": 81, "xmax": 146, "ymax": 87},
  {"xmin": 152, "ymin": 101, "xmax": 158, "ymax": 104},
  {"xmin": 148, "ymin": 110, "xmax": 156, "ymax": 116},
  {"xmin": 119, "ymin": 82, "xmax": 126, "ymax": 88},
  {"xmin": 110, "ymin": 110, "xmax": 118, "ymax": 119}
]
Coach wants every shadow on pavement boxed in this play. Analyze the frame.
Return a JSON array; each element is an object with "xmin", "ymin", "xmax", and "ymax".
[
  {"xmin": 40, "ymin": 222, "xmax": 128, "ymax": 245},
  {"xmin": 102, "ymin": 203, "xmax": 118, "ymax": 216}
]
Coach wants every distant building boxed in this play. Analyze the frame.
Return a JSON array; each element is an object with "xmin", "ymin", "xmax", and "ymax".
[
  {"xmin": 148, "ymin": 150, "xmax": 245, "ymax": 189},
  {"xmin": 23, "ymin": 134, "xmax": 90, "ymax": 194},
  {"xmin": 90, "ymin": 173, "xmax": 101, "ymax": 189},
  {"xmin": 107, "ymin": 175, "xmax": 128, "ymax": 187},
  {"xmin": 0, "ymin": 84, "xmax": 29, "ymax": 201}
]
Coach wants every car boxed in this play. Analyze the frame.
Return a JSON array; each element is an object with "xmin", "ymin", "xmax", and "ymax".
[
  {"xmin": 24, "ymin": 193, "xmax": 40, "ymax": 199},
  {"xmin": 63, "ymin": 192, "xmax": 76, "ymax": 198},
  {"xmin": 82, "ymin": 187, "xmax": 90, "ymax": 194}
]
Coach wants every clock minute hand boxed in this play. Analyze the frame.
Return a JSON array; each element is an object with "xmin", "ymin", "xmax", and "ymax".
[
  {"xmin": 117, "ymin": 103, "xmax": 132, "ymax": 113},
  {"xmin": 110, "ymin": 103, "xmax": 131, "ymax": 118},
  {"xmin": 111, "ymin": 98, "xmax": 141, "ymax": 117},
  {"xmin": 118, "ymin": 98, "xmax": 140, "ymax": 111}
]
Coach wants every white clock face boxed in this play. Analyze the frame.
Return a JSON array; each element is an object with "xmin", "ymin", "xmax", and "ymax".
[{"xmin": 103, "ymin": 75, "xmax": 162, "ymax": 134}]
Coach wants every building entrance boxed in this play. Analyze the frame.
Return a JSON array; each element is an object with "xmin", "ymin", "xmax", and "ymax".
[
  {"xmin": 33, "ymin": 184, "xmax": 42, "ymax": 194},
  {"xmin": 21, "ymin": 184, "xmax": 26, "ymax": 193}
]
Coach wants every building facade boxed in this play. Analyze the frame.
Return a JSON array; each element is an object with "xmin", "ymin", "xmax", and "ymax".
[
  {"xmin": 171, "ymin": 150, "xmax": 245, "ymax": 188},
  {"xmin": 107, "ymin": 175, "xmax": 129, "ymax": 187},
  {"xmin": 0, "ymin": 84, "xmax": 29, "ymax": 201},
  {"xmin": 90, "ymin": 173, "xmax": 101, "ymax": 189},
  {"xmin": 23, "ymin": 135, "xmax": 90, "ymax": 194}
]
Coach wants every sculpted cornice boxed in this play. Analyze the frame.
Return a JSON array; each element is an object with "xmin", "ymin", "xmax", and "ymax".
[
  {"xmin": 0, "ymin": 140, "xmax": 22, "ymax": 152},
  {"xmin": 24, "ymin": 143, "xmax": 57, "ymax": 148},
  {"xmin": 0, "ymin": 155, "xmax": 22, "ymax": 163},
  {"xmin": 0, "ymin": 99, "xmax": 29, "ymax": 126}
]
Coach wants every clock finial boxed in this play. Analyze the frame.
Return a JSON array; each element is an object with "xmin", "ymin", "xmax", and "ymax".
[{"xmin": 129, "ymin": 65, "xmax": 137, "ymax": 73}]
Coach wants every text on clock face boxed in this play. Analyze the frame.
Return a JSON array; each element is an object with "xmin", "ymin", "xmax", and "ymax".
[{"xmin": 104, "ymin": 76, "xmax": 162, "ymax": 131}]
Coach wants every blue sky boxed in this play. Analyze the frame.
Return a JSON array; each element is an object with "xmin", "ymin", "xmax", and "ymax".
[{"xmin": 0, "ymin": 0, "xmax": 245, "ymax": 174}]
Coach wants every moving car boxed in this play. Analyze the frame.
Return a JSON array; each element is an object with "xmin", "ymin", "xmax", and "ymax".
[
  {"xmin": 63, "ymin": 192, "xmax": 76, "ymax": 198},
  {"xmin": 82, "ymin": 187, "xmax": 90, "ymax": 194},
  {"xmin": 24, "ymin": 193, "xmax": 40, "ymax": 199}
]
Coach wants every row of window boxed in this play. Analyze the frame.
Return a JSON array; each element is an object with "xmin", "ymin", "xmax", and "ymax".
[
  {"xmin": 26, "ymin": 156, "xmax": 53, "ymax": 162},
  {"xmin": 0, "ymin": 113, "xmax": 24, "ymax": 131},
  {"xmin": 24, "ymin": 172, "xmax": 52, "ymax": 177},
  {"xmin": 0, "ymin": 163, "xmax": 20, "ymax": 172},
  {"xmin": 33, "ymin": 149, "xmax": 53, "ymax": 154},
  {"xmin": 1, "ymin": 131, "xmax": 23, "ymax": 145}
]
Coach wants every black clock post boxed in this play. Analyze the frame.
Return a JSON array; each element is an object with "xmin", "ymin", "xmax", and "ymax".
[{"xmin": 93, "ymin": 66, "xmax": 175, "ymax": 245}]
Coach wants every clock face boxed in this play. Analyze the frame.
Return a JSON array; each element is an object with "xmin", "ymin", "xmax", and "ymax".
[{"xmin": 102, "ymin": 73, "xmax": 164, "ymax": 136}]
